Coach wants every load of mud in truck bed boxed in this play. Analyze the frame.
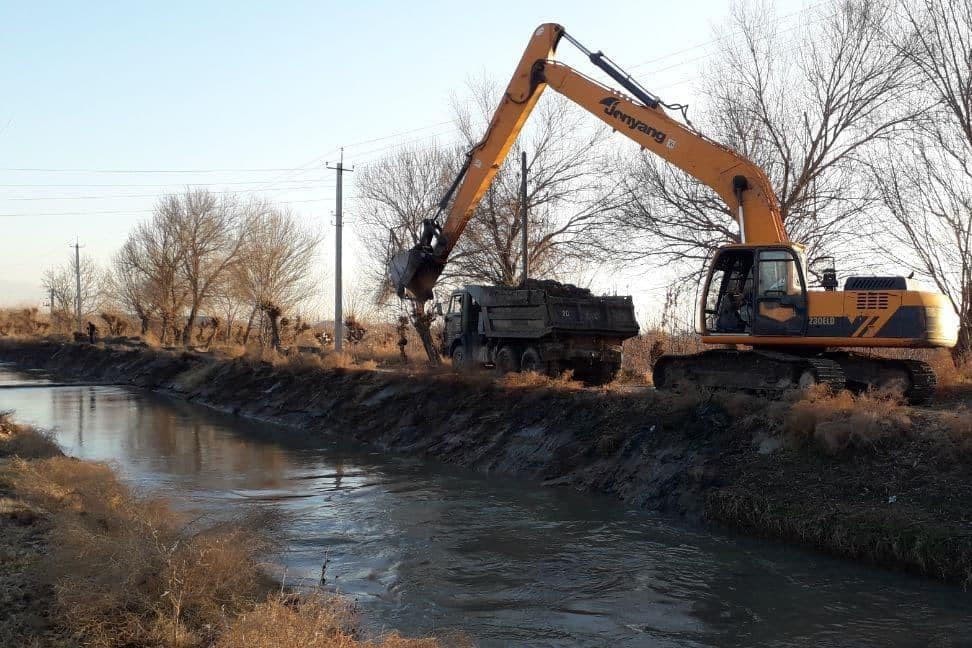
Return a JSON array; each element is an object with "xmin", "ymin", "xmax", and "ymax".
[{"xmin": 441, "ymin": 279, "xmax": 640, "ymax": 384}]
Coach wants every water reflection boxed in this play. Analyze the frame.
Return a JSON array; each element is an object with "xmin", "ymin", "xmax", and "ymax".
[{"xmin": 0, "ymin": 365, "xmax": 967, "ymax": 647}]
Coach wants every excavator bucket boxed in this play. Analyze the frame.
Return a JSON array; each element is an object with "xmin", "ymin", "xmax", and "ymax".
[{"xmin": 389, "ymin": 246, "xmax": 444, "ymax": 301}]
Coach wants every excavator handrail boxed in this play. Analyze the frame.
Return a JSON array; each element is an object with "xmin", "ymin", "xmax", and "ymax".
[{"xmin": 390, "ymin": 22, "xmax": 787, "ymax": 300}]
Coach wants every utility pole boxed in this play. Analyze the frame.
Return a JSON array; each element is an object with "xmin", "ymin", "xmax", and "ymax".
[
  {"xmin": 327, "ymin": 150, "xmax": 353, "ymax": 352},
  {"xmin": 520, "ymin": 151, "xmax": 529, "ymax": 285},
  {"xmin": 71, "ymin": 239, "xmax": 82, "ymax": 334},
  {"xmin": 48, "ymin": 287, "xmax": 55, "ymax": 321}
]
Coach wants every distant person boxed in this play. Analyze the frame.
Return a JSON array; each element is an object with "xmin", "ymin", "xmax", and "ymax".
[{"xmin": 86, "ymin": 321, "xmax": 98, "ymax": 344}]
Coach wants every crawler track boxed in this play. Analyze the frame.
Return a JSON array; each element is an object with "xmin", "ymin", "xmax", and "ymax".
[
  {"xmin": 823, "ymin": 352, "xmax": 938, "ymax": 405},
  {"xmin": 653, "ymin": 349, "xmax": 845, "ymax": 395},
  {"xmin": 654, "ymin": 349, "xmax": 938, "ymax": 405}
]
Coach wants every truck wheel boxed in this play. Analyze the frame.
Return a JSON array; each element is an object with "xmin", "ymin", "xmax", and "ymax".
[
  {"xmin": 494, "ymin": 346, "xmax": 520, "ymax": 375},
  {"xmin": 521, "ymin": 347, "xmax": 542, "ymax": 373},
  {"xmin": 451, "ymin": 346, "xmax": 468, "ymax": 373}
]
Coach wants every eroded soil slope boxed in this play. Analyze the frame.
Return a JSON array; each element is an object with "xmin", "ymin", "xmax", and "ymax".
[{"xmin": 3, "ymin": 340, "xmax": 971, "ymax": 586}]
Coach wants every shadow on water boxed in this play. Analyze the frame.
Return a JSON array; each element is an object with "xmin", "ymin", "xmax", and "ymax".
[{"xmin": 0, "ymin": 364, "xmax": 967, "ymax": 647}]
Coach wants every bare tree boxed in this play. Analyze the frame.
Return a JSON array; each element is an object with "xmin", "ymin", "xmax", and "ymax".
[
  {"xmin": 610, "ymin": 0, "xmax": 914, "ymax": 276},
  {"xmin": 357, "ymin": 144, "xmax": 460, "ymax": 298},
  {"xmin": 871, "ymin": 0, "xmax": 972, "ymax": 362},
  {"xmin": 449, "ymin": 80, "xmax": 621, "ymax": 286},
  {"xmin": 233, "ymin": 205, "xmax": 320, "ymax": 350},
  {"xmin": 356, "ymin": 143, "xmax": 459, "ymax": 363},
  {"xmin": 111, "ymin": 238, "xmax": 155, "ymax": 335},
  {"xmin": 162, "ymin": 189, "xmax": 248, "ymax": 345},
  {"xmin": 41, "ymin": 266, "xmax": 75, "ymax": 332},
  {"xmin": 42, "ymin": 253, "xmax": 105, "ymax": 333},
  {"xmin": 126, "ymin": 209, "xmax": 188, "ymax": 345}
]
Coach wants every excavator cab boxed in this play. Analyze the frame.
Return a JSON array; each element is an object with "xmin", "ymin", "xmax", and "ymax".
[{"xmin": 700, "ymin": 245, "xmax": 808, "ymax": 338}]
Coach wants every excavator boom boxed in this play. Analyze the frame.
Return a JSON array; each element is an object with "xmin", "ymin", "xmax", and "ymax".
[{"xmin": 390, "ymin": 23, "xmax": 786, "ymax": 300}]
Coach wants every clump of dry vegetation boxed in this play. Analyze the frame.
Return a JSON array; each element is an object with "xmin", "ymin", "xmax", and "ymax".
[
  {"xmin": 499, "ymin": 369, "xmax": 584, "ymax": 391},
  {"xmin": 940, "ymin": 407, "xmax": 972, "ymax": 452},
  {"xmin": 215, "ymin": 594, "xmax": 457, "ymax": 648},
  {"xmin": 0, "ymin": 414, "xmax": 451, "ymax": 648},
  {"xmin": 782, "ymin": 387, "xmax": 914, "ymax": 454},
  {"xmin": 709, "ymin": 380, "xmax": 972, "ymax": 459},
  {"xmin": 0, "ymin": 412, "xmax": 62, "ymax": 461}
]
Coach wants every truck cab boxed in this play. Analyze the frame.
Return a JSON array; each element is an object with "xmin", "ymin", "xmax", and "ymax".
[{"xmin": 442, "ymin": 289, "xmax": 483, "ymax": 370}]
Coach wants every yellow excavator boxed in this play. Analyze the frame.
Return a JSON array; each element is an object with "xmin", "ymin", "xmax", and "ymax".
[{"xmin": 390, "ymin": 23, "xmax": 959, "ymax": 403}]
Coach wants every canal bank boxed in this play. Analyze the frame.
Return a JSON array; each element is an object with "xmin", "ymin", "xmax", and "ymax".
[
  {"xmin": 2, "ymin": 339, "xmax": 971, "ymax": 591},
  {"xmin": 0, "ymin": 356, "xmax": 970, "ymax": 646}
]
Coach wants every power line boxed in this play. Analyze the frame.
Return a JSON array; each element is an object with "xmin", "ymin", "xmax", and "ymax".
[
  {"xmin": 0, "ymin": 177, "xmax": 330, "ymax": 188},
  {"xmin": 0, "ymin": 2, "xmax": 839, "ymax": 205},
  {"xmin": 626, "ymin": 0, "xmax": 834, "ymax": 72},
  {"xmin": 3, "ymin": 184, "xmax": 333, "ymax": 201},
  {"xmin": 336, "ymin": 120, "xmax": 455, "ymax": 151},
  {"xmin": 0, "ymin": 196, "xmax": 331, "ymax": 218},
  {"xmin": 349, "ymin": 129, "xmax": 461, "ymax": 162},
  {"xmin": 0, "ymin": 166, "xmax": 335, "ymax": 174}
]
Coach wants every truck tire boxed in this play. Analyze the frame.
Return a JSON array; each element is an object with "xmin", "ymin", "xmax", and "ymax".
[
  {"xmin": 520, "ymin": 347, "xmax": 542, "ymax": 373},
  {"xmin": 494, "ymin": 345, "xmax": 520, "ymax": 375},
  {"xmin": 451, "ymin": 345, "xmax": 468, "ymax": 373}
]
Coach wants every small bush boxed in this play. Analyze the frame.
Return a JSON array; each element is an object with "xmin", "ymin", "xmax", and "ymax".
[
  {"xmin": 216, "ymin": 592, "xmax": 455, "ymax": 648},
  {"xmin": 499, "ymin": 370, "xmax": 584, "ymax": 391},
  {"xmin": 171, "ymin": 362, "xmax": 217, "ymax": 392},
  {"xmin": 941, "ymin": 407, "xmax": 972, "ymax": 451},
  {"xmin": 783, "ymin": 390, "xmax": 912, "ymax": 454},
  {"xmin": 320, "ymin": 352, "xmax": 355, "ymax": 370},
  {"xmin": 0, "ymin": 412, "xmax": 62, "ymax": 459}
]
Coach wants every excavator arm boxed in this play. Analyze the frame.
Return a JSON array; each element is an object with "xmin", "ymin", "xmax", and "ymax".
[{"xmin": 390, "ymin": 23, "xmax": 787, "ymax": 301}]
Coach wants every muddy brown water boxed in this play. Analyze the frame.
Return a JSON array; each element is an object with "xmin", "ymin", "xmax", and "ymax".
[{"xmin": 0, "ymin": 364, "xmax": 968, "ymax": 647}]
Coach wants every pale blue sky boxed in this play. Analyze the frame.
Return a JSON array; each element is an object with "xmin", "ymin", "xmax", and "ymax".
[{"xmin": 0, "ymin": 0, "xmax": 805, "ymax": 312}]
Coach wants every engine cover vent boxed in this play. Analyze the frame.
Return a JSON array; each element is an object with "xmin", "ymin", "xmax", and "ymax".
[
  {"xmin": 856, "ymin": 292, "xmax": 890, "ymax": 310},
  {"xmin": 844, "ymin": 276, "xmax": 907, "ymax": 290}
]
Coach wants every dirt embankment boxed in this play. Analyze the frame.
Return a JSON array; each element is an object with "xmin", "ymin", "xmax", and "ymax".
[{"xmin": 3, "ymin": 340, "xmax": 972, "ymax": 588}]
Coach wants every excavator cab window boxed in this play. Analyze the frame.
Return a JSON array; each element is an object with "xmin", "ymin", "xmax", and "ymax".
[
  {"xmin": 702, "ymin": 249, "xmax": 755, "ymax": 335},
  {"xmin": 753, "ymin": 249, "xmax": 808, "ymax": 336}
]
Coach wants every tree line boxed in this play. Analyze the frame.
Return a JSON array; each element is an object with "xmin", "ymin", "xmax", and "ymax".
[
  {"xmin": 356, "ymin": 0, "xmax": 972, "ymax": 363},
  {"xmin": 37, "ymin": 0, "xmax": 971, "ymax": 363},
  {"xmin": 43, "ymin": 190, "xmax": 320, "ymax": 349}
]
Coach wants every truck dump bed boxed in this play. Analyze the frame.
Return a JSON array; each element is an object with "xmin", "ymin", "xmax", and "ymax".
[{"xmin": 465, "ymin": 280, "xmax": 639, "ymax": 340}]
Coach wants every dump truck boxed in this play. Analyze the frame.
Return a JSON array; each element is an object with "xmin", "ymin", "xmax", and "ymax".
[{"xmin": 439, "ymin": 279, "xmax": 639, "ymax": 384}]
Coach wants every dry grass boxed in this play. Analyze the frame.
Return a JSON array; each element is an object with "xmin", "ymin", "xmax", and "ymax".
[
  {"xmin": 619, "ymin": 330, "xmax": 705, "ymax": 384},
  {"xmin": 171, "ymin": 362, "xmax": 218, "ymax": 392},
  {"xmin": 499, "ymin": 370, "xmax": 584, "ymax": 391},
  {"xmin": 217, "ymin": 593, "xmax": 458, "ymax": 648},
  {"xmin": 781, "ymin": 388, "xmax": 913, "ymax": 454},
  {"xmin": 714, "ymin": 385, "xmax": 924, "ymax": 456},
  {"xmin": 941, "ymin": 407, "xmax": 972, "ymax": 452},
  {"xmin": 705, "ymin": 487, "xmax": 972, "ymax": 587},
  {"xmin": 0, "ymin": 412, "xmax": 62, "ymax": 460}
]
